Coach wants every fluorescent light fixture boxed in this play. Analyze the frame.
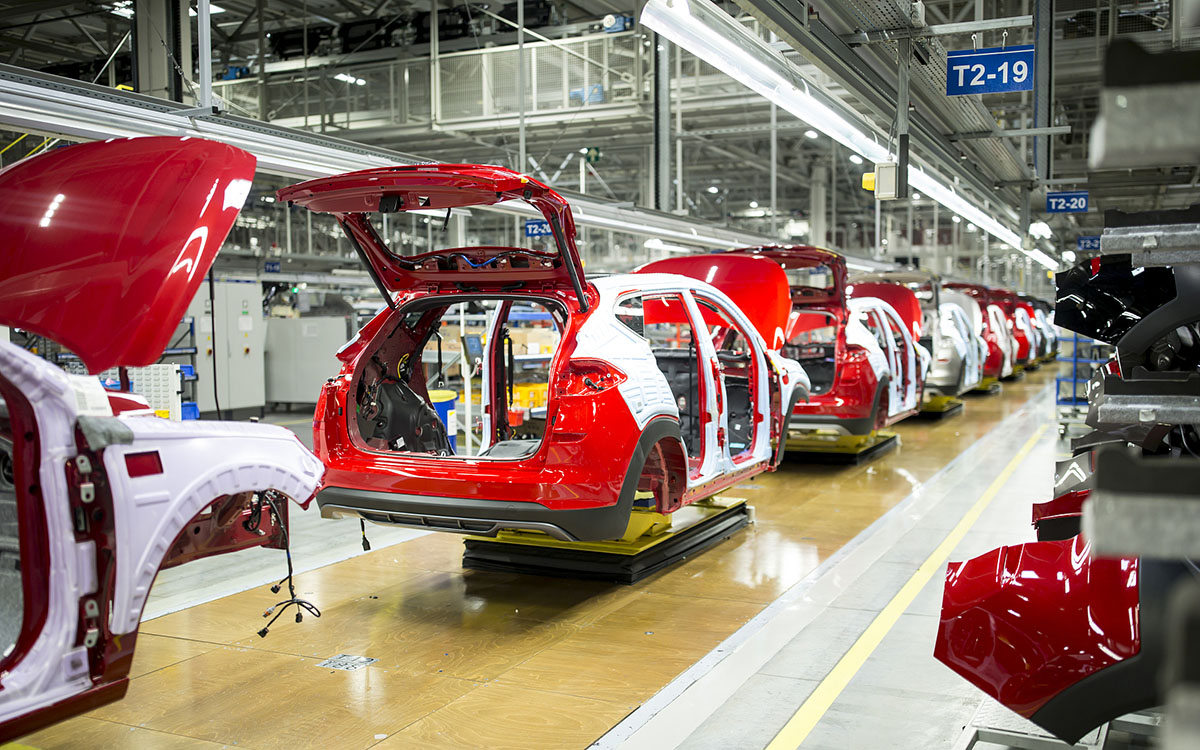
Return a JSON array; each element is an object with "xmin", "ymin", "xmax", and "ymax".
[
  {"xmin": 966, "ymin": 223, "xmax": 977, "ymax": 232},
  {"xmin": 641, "ymin": 0, "xmax": 1053, "ymax": 268},
  {"xmin": 645, "ymin": 238, "xmax": 696, "ymax": 254},
  {"xmin": 749, "ymin": 200, "xmax": 759, "ymax": 208},
  {"xmin": 951, "ymin": 215, "xmax": 961, "ymax": 223},
  {"xmin": 579, "ymin": 147, "xmax": 588, "ymax": 154},
  {"xmin": 1062, "ymin": 249, "xmax": 1077, "ymax": 262},
  {"xmin": 110, "ymin": 1, "xmax": 133, "ymax": 18},
  {"xmin": 848, "ymin": 154, "xmax": 864, "ymax": 165},
  {"xmin": 912, "ymin": 192, "xmax": 921, "ymax": 200},
  {"xmin": 1029, "ymin": 248, "xmax": 1058, "ymax": 268},
  {"xmin": 334, "ymin": 73, "xmax": 366, "ymax": 86},
  {"xmin": 707, "ymin": 185, "xmax": 719, "ymax": 194},
  {"xmin": 1028, "ymin": 220, "xmax": 1053, "ymax": 239},
  {"xmin": 784, "ymin": 218, "xmax": 808, "ymax": 236},
  {"xmin": 804, "ymin": 130, "xmax": 819, "ymax": 139},
  {"xmin": 845, "ymin": 260, "xmax": 880, "ymax": 272},
  {"xmin": 189, "ymin": 3, "xmax": 226, "ymax": 15}
]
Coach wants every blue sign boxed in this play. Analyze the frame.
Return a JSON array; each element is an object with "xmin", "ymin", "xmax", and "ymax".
[
  {"xmin": 1047, "ymin": 191, "xmax": 1089, "ymax": 213},
  {"xmin": 946, "ymin": 45, "xmax": 1035, "ymax": 96},
  {"xmin": 264, "ymin": 260, "xmax": 281, "ymax": 273},
  {"xmin": 524, "ymin": 219, "xmax": 552, "ymax": 238},
  {"xmin": 1077, "ymin": 235, "xmax": 1101, "ymax": 251}
]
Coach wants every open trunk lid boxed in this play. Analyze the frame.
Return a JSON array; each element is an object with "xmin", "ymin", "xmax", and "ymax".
[
  {"xmin": 0, "ymin": 136, "xmax": 256, "ymax": 373},
  {"xmin": 277, "ymin": 164, "xmax": 590, "ymax": 311}
]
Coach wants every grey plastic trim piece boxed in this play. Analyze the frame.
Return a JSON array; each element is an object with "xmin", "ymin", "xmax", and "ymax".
[
  {"xmin": 320, "ymin": 503, "xmax": 578, "ymax": 541},
  {"xmin": 76, "ymin": 416, "xmax": 134, "ymax": 450}
]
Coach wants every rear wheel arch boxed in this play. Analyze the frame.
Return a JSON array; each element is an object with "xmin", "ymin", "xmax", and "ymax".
[
  {"xmin": 873, "ymin": 376, "xmax": 891, "ymax": 430},
  {"xmin": 772, "ymin": 388, "xmax": 805, "ymax": 467},
  {"xmin": 639, "ymin": 433, "xmax": 688, "ymax": 514}
]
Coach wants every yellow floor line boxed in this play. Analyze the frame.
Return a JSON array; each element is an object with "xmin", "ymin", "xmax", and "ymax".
[
  {"xmin": 766, "ymin": 422, "xmax": 1049, "ymax": 750},
  {"xmin": 270, "ymin": 417, "xmax": 315, "ymax": 426}
]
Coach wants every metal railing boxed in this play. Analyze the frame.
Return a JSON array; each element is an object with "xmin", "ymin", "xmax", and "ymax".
[{"xmin": 213, "ymin": 30, "xmax": 647, "ymax": 132}]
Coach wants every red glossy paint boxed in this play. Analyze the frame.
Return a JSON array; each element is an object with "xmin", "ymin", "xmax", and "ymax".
[
  {"xmin": 104, "ymin": 392, "xmax": 152, "ymax": 415},
  {"xmin": 846, "ymin": 281, "xmax": 924, "ymax": 341},
  {"xmin": 0, "ymin": 137, "xmax": 256, "ymax": 374},
  {"xmin": 727, "ymin": 246, "xmax": 892, "ymax": 434},
  {"xmin": 1031, "ymin": 489, "xmax": 1090, "ymax": 526},
  {"xmin": 936, "ymin": 535, "xmax": 1140, "ymax": 719},
  {"xmin": 990, "ymin": 289, "xmax": 1033, "ymax": 364},
  {"xmin": 290, "ymin": 166, "xmax": 793, "ymax": 535},
  {"xmin": 277, "ymin": 164, "xmax": 587, "ymax": 303},
  {"xmin": 636, "ymin": 254, "xmax": 792, "ymax": 349},
  {"xmin": 0, "ymin": 375, "xmax": 51, "ymax": 686},
  {"xmin": 945, "ymin": 282, "xmax": 1006, "ymax": 378}
]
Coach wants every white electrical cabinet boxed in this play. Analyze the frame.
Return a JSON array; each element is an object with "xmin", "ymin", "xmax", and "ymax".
[
  {"xmin": 188, "ymin": 280, "xmax": 266, "ymax": 415},
  {"xmin": 264, "ymin": 317, "xmax": 349, "ymax": 405}
]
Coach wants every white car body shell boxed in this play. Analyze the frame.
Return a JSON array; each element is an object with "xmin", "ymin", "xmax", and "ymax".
[
  {"xmin": 0, "ymin": 340, "xmax": 323, "ymax": 731},
  {"xmin": 561, "ymin": 273, "xmax": 810, "ymax": 489}
]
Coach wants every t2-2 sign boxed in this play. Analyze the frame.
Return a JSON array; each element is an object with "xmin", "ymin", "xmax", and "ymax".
[
  {"xmin": 946, "ymin": 45, "xmax": 1034, "ymax": 96},
  {"xmin": 1047, "ymin": 191, "xmax": 1089, "ymax": 213}
]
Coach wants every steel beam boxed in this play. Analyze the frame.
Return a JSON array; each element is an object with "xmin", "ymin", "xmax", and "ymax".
[
  {"xmin": 0, "ymin": 63, "xmax": 780, "ymax": 251},
  {"xmin": 950, "ymin": 125, "xmax": 1071, "ymax": 140},
  {"xmin": 840, "ymin": 15, "xmax": 1033, "ymax": 44}
]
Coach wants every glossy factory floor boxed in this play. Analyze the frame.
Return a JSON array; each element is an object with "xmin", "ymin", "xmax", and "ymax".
[{"xmin": 14, "ymin": 368, "xmax": 1057, "ymax": 750}]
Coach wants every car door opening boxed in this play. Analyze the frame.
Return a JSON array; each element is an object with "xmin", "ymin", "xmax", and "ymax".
[{"xmin": 352, "ymin": 296, "xmax": 565, "ymax": 460}]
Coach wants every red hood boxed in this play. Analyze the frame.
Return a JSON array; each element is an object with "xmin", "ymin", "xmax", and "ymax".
[
  {"xmin": 0, "ymin": 137, "xmax": 256, "ymax": 373},
  {"xmin": 636, "ymin": 254, "xmax": 792, "ymax": 349}
]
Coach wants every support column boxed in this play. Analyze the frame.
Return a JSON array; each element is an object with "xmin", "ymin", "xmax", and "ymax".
[
  {"xmin": 932, "ymin": 201, "xmax": 940, "ymax": 274},
  {"xmin": 653, "ymin": 33, "xmax": 671, "ymax": 212},
  {"xmin": 895, "ymin": 38, "xmax": 911, "ymax": 198},
  {"xmin": 675, "ymin": 47, "xmax": 684, "ymax": 214},
  {"xmin": 256, "ymin": 0, "xmax": 265, "ymax": 117},
  {"xmin": 810, "ymin": 166, "xmax": 827, "ymax": 247},
  {"xmin": 830, "ymin": 142, "xmax": 837, "ymax": 247},
  {"xmin": 133, "ymin": 0, "xmax": 191, "ymax": 102},
  {"xmin": 874, "ymin": 199, "xmax": 882, "ymax": 259},
  {"xmin": 770, "ymin": 102, "xmax": 778, "ymax": 236},
  {"xmin": 517, "ymin": 0, "xmax": 526, "ymax": 171},
  {"xmin": 906, "ymin": 197, "xmax": 914, "ymax": 266},
  {"xmin": 1033, "ymin": 0, "xmax": 1053, "ymax": 180}
]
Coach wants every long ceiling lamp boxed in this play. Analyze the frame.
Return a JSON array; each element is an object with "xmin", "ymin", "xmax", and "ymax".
[{"xmin": 641, "ymin": 0, "xmax": 1056, "ymax": 270}]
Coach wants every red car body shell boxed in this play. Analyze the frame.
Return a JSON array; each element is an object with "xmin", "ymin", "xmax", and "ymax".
[
  {"xmin": 945, "ymin": 282, "xmax": 1008, "ymax": 378},
  {"xmin": 990, "ymin": 289, "xmax": 1034, "ymax": 364},
  {"xmin": 0, "ymin": 137, "xmax": 256, "ymax": 374},
  {"xmin": 846, "ymin": 281, "xmax": 924, "ymax": 342},
  {"xmin": 285, "ymin": 166, "xmax": 796, "ymax": 535},
  {"xmin": 635, "ymin": 254, "xmax": 793, "ymax": 349},
  {"xmin": 723, "ymin": 246, "xmax": 895, "ymax": 433},
  {"xmin": 936, "ymin": 535, "xmax": 1140, "ymax": 720}
]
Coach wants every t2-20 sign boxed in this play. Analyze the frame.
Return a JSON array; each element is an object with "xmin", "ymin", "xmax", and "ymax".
[{"xmin": 946, "ymin": 45, "xmax": 1034, "ymax": 96}]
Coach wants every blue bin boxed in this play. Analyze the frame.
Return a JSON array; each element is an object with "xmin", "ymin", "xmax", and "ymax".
[
  {"xmin": 181, "ymin": 401, "xmax": 200, "ymax": 420},
  {"xmin": 428, "ymin": 389, "xmax": 458, "ymax": 452}
]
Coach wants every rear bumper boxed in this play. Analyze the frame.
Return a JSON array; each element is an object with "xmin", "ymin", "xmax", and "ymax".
[
  {"xmin": 787, "ymin": 411, "xmax": 876, "ymax": 436},
  {"xmin": 315, "ymin": 485, "xmax": 630, "ymax": 542}
]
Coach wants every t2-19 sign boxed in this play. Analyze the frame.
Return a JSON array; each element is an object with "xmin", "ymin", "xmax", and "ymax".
[{"xmin": 946, "ymin": 45, "xmax": 1034, "ymax": 96}]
